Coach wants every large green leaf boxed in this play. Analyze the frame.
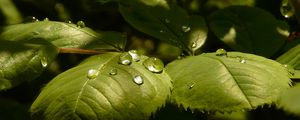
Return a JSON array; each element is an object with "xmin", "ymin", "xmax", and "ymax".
[
  {"xmin": 166, "ymin": 51, "xmax": 291, "ymax": 112},
  {"xmin": 278, "ymin": 84, "xmax": 300, "ymax": 117},
  {"xmin": 119, "ymin": 1, "xmax": 207, "ymax": 55},
  {"xmin": 0, "ymin": 39, "xmax": 58, "ymax": 91},
  {"xmin": 30, "ymin": 52, "xmax": 172, "ymax": 120},
  {"xmin": 209, "ymin": 6, "xmax": 289, "ymax": 57},
  {"xmin": 0, "ymin": 20, "xmax": 125, "ymax": 51}
]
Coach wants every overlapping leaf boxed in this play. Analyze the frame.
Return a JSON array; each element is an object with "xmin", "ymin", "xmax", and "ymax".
[
  {"xmin": 209, "ymin": 6, "xmax": 289, "ymax": 57},
  {"xmin": 166, "ymin": 52, "xmax": 291, "ymax": 112},
  {"xmin": 0, "ymin": 21, "xmax": 126, "ymax": 51},
  {"xmin": 30, "ymin": 52, "xmax": 172, "ymax": 120},
  {"xmin": 119, "ymin": 1, "xmax": 207, "ymax": 55},
  {"xmin": 0, "ymin": 39, "xmax": 58, "ymax": 91},
  {"xmin": 278, "ymin": 84, "xmax": 300, "ymax": 117}
]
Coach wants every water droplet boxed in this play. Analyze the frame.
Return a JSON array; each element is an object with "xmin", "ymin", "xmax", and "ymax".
[
  {"xmin": 280, "ymin": 0, "xmax": 295, "ymax": 18},
  {"xmin": 43, "ymin": 18, "xmax": 49, "ymax": 21},
  {"xmin": 143, "ymin": 57, "xmax": 164, "ymax": 73},
  {"xmin": 24, "ymin": 16, "xmax": 39, "ymax": 23},
  {"xmin": 239, "ymin": 58, "xmax": 246, "ymax": 63},
  {"xmin": 133, "ymin": 75, "xmax": 143, "ymax": 85},
  {"xmin": 119, "ymin": 52, "xmax": 132, "ymax": 65},
  {"xmin": 128, "ymin": 50, "xmax": 140, "ymax": 62},
  {"xmin": 109, "ymin": 69, "xmax": 117, "ymax": 76},
  {"xmin": 41, "ymin": 57, "xmax": 48, "ymax": 67},
  {"xmin": 164, "ymin": 18, "xmax": 170, "ymax": 23},
  {"xmin": 159, "ymin": 30, "xmax": 164, "ymax": 33},
  {"xmin": 189, "ymin": 83, "xmax": 195, "ymax": 89},
  {"xmin": 87, "ymin": 69, "xmax": 99, "ymax": 79},
  {"xmin": 66, "ymin": 20, "xmax": 72, "ymax": 24},
  {"xmin": 216, "ymin": 48, "xmax": 227, "ymax": 56},
  {"xmin": 191, "ymin": 42, "xmax": 197, "ymax": 48},
  {"xmin": 77, "ymin": 21, "xmax": 85, "ymax": 28},
  {"xmin": 182, "ymin": 25, "xmax": 191, "ymax": 32}
]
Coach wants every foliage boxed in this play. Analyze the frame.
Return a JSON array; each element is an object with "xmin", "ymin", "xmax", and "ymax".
[{"xmin": 1, "ymin": 0, "xmax": 300, "ymax": 120}]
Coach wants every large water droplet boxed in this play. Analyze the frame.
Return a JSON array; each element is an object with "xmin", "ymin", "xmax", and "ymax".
[
  {"xmin": 143, "ymin": 57, "xmax": 164, "ymax": 73},
  {"xmin": 77, "ymin": 21, "xmax": 86, "ymax": 28},
  {"xmin": 87, "ymin": 69, "xmax": 99, "ymax": 79},
  {"xmin": 182, "ymin": 25, "xmax": 191, "ymax": 32},
  {"xmin": 164, "ymin": 18, "xmax": 170, "ymax": 23},
  {"xmin": 109, "ymin": 69, "xmax": 117, "ymax": 76},
  {"xmin": 280, "ymin": 0, "xmax": 295, "ymax": 18},
  {"xmin": 41, "ymin": 57, "xmax": 48, "ymax": 67},
  {"xmin": 133, "ymin": 75, "xmax": 143, "ymax": 85},
  {"xmin": 239, "ymin": 58, "xmax": 246, "ymax": 63},
  {"xmin": 128, "ymin": 50, "xmax": 140, "ymax": 62},
  {"xmin": 191, "ymin": 42, "xmax": 197, "ymax": 48},
  {"xmin": 119, "ymin": 52, "xmax": 132, "ymax": 65},
  {"xmin": 216, "ymin": 48, "xmax": 227, "ymax": 56}
]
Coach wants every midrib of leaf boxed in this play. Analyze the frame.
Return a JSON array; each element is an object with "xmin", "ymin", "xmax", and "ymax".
[
  {"xmin": 73, "ymin": 53, "xmax": 119, "ymax": 113},
  {"xmin": 205, "ymin": 56, "xmax": 253, "ymax": 108}
]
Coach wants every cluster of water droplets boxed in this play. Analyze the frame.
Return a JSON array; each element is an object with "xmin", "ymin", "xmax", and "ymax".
[
  {"xmin": 117, "ymin": 50, "xmax": 165, "ymax": 85},
  {"xmin": 215, "ymin": 48, "xmax": 247, "ymax": 64},
  {"xmin": 280, "ymin": 0, "xmax": 295, "ymax": 18}
]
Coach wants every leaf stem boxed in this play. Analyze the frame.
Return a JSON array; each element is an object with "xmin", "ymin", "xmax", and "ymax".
[{"xmin": 59, "ymin": 48, "xmax": 110, "ymax": 54}]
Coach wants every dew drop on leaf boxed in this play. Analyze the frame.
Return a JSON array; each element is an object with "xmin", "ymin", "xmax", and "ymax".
[
  {"xmin": 181, "ymin": 25, "xmax": 191, "ymax": 32},
  {"xmin": 43, "ymin": 18, "xmax": 49, "ymax": 21},
  {"xmin": 280, "ymin": 0, "xmax": 295, "ymax": 18},
  {"xmin": 189, "ymin": 84, "xmax": 195, "ymax": 89},
  {"xmin": 76, "ymin": 21, "xmax": 86, "ymax": 28},
  {"xmin": 109, "ymin": 69, "xmax": 117, "ymax": 76},
  {"xmin": 191, "ymin": 42, "xmax": 197, "ymax": 48},
  {"xmin": 24, "ymin": 16, "xmax": 39, "ymax": 23},
  {"xmin": 87, "ymin": 69, "xmax": 99, "ymax": 79},
  {"xmin": 143, "ymin": 57, "xmax": 164, "ymax": 73},
  {"xmin": 216, "ymin": 48, "xmax": 227, "ymax": 56},
  {"xmin": 128, "ymin": 50, "xmax": 140, "ymax": 62},
  {"xmin": 41, "ymin": 57, "xmax": 48, "ymax": 67},
  {"xmin": 133, "ymin": 75, "xmax": 143, "ymax": 85},
  {"xmin": 66, "ymin": 20, "xmax": 72, "ymax": 24},
  {"xmin": 118, "ymin": 52, "xmax": 132, "ymax": 65},
  {"xmin": 164, "ymin": 18, "xmax": 170, "ymax": 23},
  {"xmin": 239, "ymin": 58, "xmax": 246, "ymax": 63}
]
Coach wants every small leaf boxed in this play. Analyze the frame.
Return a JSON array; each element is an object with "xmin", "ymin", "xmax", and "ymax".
[
  {"xmin": 0, "ymin": 21, "xmax": 125, "ymax": 51},
  {"xmin": 278, "ymin": 84, "xmax": 300, "ymax": 117},
  {"xmin": 119, "ymin": 1, "xmax": 207, "ymax": 55},
  {"xmin": 166, "ymin": 52, "xmax": 291, "ymax": 112},
  {"xmin": 209, "ymin": 6, "xmax": 289, "ymax": 57},
  {"xmin": 0, "ymin": 39, "xmax": 58, "ymax": 91},
  {"xmin": 30, "ymin": 52, "xmax": 172, "ymax": 120}
]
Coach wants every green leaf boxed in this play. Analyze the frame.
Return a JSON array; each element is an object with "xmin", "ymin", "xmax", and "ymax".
[
  {"xmin": 0, "ymin": 39, "xmax": 58, "ymax": 91},
  {"xmin": 209, "ymin": 6, "xmax": 289, "ymax": 57},
  {"xmin": 277, "ymin": 44, "xmax": 300, "ymax": 70},
  {"xmin": 166, "ymin": 52, "xmax": 291, "ymax": 112},
  {"xmin": 278, "ymin": 84, "xmax": 300, "ymax": 117},
  {"xmin": 119, "ymin": 1, "xmax": 207, "ymax": 55},
  {"xmin": 30, "ymin": 52, "xmax": 172, "ymax": 120},
  {"xmin": 0, "ymin": 21, "xmax": 125, "ymax": 51},
  {"xmin": 205, "ymin": 0, "xmax": 254, "ymax": 9}
]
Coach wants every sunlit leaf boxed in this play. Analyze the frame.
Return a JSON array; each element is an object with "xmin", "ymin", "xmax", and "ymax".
[
  {"xmin": 30, "ymin": 52, "xmax": 172, "ymax": 120},
  {"xmin": 278, "ymin": 84, "xmax": 300, "ymax": 117},
  {"xmin": 0, "ymin": 21, "xmax": 125, "ymax": 51},
  {"xmin": 166, "ymin": 52, "xmax": 291, "ymax": 112}
]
